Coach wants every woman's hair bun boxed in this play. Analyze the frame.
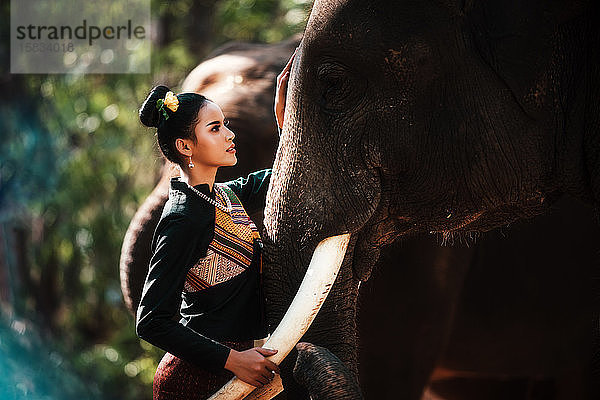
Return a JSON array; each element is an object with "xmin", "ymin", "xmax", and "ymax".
[{"xmin": 139, "ymin": 85, "xmax": 171, "ymax": 128}]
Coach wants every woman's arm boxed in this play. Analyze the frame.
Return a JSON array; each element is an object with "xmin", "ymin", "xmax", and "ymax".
[
  {"xmin": 136, "ymin": 213, "xmax": 231, "ymax": 373},
  {"xmin": 274, "ymin": 47, "xmax": 297, "ymax": 130},
  {"xmin": 224, "ymin": 48, "xmax": 297, "ymax": 213},
  {"xmin": 136, "ymin": 213, "xmax": 280, "ymax": 385},
  {"xmin": 224, "ymin": 169, "xmax": 272, "ymax": 214}
]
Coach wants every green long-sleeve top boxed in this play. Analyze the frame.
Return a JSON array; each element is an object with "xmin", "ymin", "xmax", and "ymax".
[{"xmin": 136, "ymin": 168, "xmax": 272, "ymax": 374}]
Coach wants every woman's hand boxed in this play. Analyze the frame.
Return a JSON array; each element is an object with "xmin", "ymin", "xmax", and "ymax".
[
  {"xmin": 224, "ymin": 347, "xmax": 281, "ymax": 388},
  {"xmin": 275, "ymin": 47, "xmax": 298, "ymax": 130}
]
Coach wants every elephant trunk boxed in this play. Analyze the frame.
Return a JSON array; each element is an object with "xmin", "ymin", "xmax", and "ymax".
[
  {"xmin": 208, "ymin": 233, "xmax": 353, "ymax": 399},
  {"xmin": 293, "ymin": 342, "xmax": 363, "ymax": 400},
  {"xmin": 263, "ymin": 228, "xmax": 363, "ymax": 399}
]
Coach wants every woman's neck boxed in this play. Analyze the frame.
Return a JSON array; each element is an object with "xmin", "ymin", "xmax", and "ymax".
[{"xmin": 179, "ymin": 165, "xmax": 218, "ymax": 192}]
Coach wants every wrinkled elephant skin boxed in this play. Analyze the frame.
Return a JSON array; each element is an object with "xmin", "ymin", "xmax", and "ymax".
[{"xmin": 262, "ymin": 1, "xmax": 599, "ymax": 399}]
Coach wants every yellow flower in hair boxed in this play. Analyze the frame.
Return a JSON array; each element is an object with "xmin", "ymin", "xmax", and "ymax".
[
  {"xmin": 164, "ymin": 91, "xmax": 179, "ymax": 112},
  {"xmin": 156, "ymin": 91, "xmax": 179, "ymax": 120}
]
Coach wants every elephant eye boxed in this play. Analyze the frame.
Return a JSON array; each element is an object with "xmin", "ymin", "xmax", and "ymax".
[{"xmin": 316, "ymin": 61, "xmax": 366, "ymax": 114}]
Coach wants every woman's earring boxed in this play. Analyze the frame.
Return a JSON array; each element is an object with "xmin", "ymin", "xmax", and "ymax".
[{"xmin": 188, "ymin": 156, "xmax": 194, "ymax": 169}]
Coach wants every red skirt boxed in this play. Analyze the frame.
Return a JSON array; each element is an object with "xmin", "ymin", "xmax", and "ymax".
[{"xmin": 153, "ymin": 340, "xmax": 254, "ymax": 400}]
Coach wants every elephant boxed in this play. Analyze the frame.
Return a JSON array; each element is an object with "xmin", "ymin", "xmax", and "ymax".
[
  {"xmin": 358, "ymin": 193, "xmax": 599, "ymax": 400},
  {"xmin": 249, "ymin": 0, "xmax": 599, "ymax": 399},
  {"xmin": 120, "ymin": 0, "xmax": 600, "ymax": 397}
]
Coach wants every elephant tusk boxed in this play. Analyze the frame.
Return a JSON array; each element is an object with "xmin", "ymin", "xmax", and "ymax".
[{"xmin": 208, "ymin": 233, "xmax": 352, "ymax": 400}]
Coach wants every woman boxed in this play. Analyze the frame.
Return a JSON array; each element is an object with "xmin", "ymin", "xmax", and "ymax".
[{"xmin": 136, "ymin": 48, "xmax": 296, "ymax": 399}]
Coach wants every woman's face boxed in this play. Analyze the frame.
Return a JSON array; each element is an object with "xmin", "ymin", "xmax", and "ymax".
[{"xmin": 190, "ymin": 101, "xmax": 237, "ymax": 168}]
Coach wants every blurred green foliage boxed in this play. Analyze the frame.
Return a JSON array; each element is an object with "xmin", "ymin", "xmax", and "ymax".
[
  {"xmin": 216, "ymin": 0, "xmax": 310, "ymax": 43},
  {"xmin": 1, "ymin": 0, "xmax": 311, "ymax": 398},
  {"xmin": 0, "ymin": 315, "xmax": 101, "ymax": 399}
]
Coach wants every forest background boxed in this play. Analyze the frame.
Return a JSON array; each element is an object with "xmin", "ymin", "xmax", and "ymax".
[{"xmin": 0, "ymin": 0, "xmax": 311, "ymax": 398}]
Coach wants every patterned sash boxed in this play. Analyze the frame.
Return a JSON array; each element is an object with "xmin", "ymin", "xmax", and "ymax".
[{"xmin": 184, "ymin": 185, "xmax": 262, "ymax": 293}]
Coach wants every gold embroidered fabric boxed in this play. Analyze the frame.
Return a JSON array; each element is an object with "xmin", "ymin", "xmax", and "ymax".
[
  {"xmin": 184, "ymin": 185, "xmax": 262, "ymax": 293},
  {"xmin": 184, "ymin": 249, "xmax": 247, "ymax": 291}
]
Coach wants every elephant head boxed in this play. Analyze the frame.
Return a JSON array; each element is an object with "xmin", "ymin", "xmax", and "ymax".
[{"xmin": 226, "ymin": 0, "xmax": 599, "ymax": 398}]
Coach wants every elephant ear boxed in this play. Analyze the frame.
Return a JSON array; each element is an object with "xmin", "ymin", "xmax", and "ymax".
[{"xmin": 119, "ymin": 169, "xmax": 170, "ymax": 315}]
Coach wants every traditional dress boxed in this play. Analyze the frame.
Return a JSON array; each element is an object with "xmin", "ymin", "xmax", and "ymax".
[{"xmin": 136, "ymin": 169, "xmax": 272, "ymax": 399}]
